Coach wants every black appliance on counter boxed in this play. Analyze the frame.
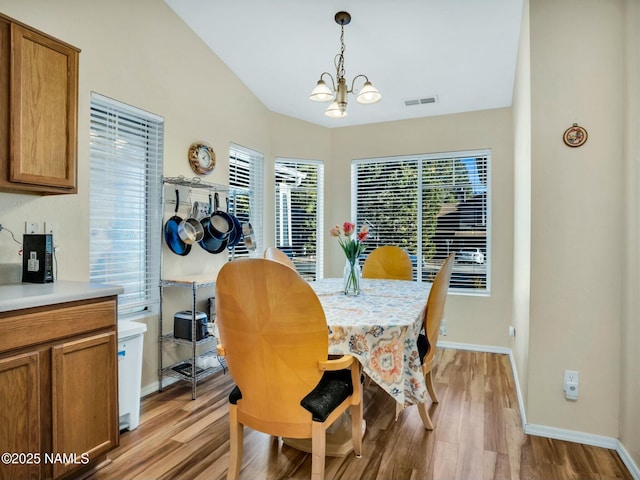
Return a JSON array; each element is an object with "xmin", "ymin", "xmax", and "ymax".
[
  {"xmin": 22, "ymin": 234, "xmax": 54, "ymax": 283},
  {"xmin": 173, "ymin": 311, "xmax": 208, "ymax": 341}
]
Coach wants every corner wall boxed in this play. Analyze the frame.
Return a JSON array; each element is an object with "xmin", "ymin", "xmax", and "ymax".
[
  {"xmin": 621, "ymin": 0, "xmax": 640, "ymax": 468},
  {"xmin": 528, "ymin": 0, "xmax": 624, "ymax": 437}
]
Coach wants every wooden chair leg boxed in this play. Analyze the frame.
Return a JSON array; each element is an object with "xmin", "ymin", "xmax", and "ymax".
[
  {"xmin": 227, "ymin": 406, "xmax": 243, "ymax": 480},
  {"xmin": 351, "ymin": 403, "xmax": 363, "ymax": 458},
  {"xmin": 417, "ymin": 402, "xmax": 434, "ymax": 430},
  {"xmin": 311, "ymin": 421, "xmax": 326, "ymax": 480},
  {"xmin": 425, "ymin": 370, "xmax": 439, "ymax": 403}
]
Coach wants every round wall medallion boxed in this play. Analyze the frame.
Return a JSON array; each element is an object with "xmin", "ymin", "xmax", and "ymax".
[
  {"xmin": 563, "ymin": 124, "xmax": 588, "ymax": 147},
  {"xmin": 188, "ymin": 141, "xmax": 216, "ymax": 175}
]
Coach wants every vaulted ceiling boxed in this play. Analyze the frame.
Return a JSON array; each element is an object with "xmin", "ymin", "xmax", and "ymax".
[{"xmin": 164, "ymin": 0, "xmax": 523, "ymax": 128}]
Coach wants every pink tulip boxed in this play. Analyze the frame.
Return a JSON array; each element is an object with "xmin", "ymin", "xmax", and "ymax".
[
  {"xmin": 343, "ymin": 222, "xmax": 355, "ymax": 236},
  {"xmin": 357, "ymin": 224, "xmax": 369, "ymax": 242},
  {"xmin": 329, "ymin": 225, "xmax": 341, "ymax": 237}
]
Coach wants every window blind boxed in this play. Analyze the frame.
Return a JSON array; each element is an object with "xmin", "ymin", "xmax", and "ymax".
[
  {"xmin": 275, "ymin": 158, "xmax": 324, "ymax": 280},
  {"xmin": 229, "ymin": 144, "xmax": 264, "ymax": 258},
  {"xmin": 89, "ymin": 93, "xmax": 164, "ymax": 315},
  {"xmin": 352, "ymin": 150, "xmax": 490, "ymax": 291}
]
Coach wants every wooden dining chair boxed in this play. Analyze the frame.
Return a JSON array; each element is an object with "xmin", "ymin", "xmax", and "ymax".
[
  {"xmin": 215, "ymin": 259, "xmax": 363, "ymax": 480},
  {"xmin": 263, "ymin": 246, "xmax": 297, "ymax": 270},
  {"xmin": 416, "ymin": 253, "xmax": 455, "ymax": 430},
  {"xmin": 362, "ymin": 245, "xmax": 413, "ymax": 280}
]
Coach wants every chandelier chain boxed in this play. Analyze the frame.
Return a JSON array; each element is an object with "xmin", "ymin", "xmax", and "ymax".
[{"xmin": 336, "ymin": 25, "xmax": 346, "ymax": 80}]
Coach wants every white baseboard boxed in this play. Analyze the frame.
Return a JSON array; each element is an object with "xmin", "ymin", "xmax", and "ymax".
[
  {"xmin": 525, "ymin": 423, "xmax": 618, "ymax": 449},
  {"xmin": 438, "ymin": 341, "xmax": 639, "ymax": 480},
  {"xmin": 617, "ymin": 441, "xmax": 640, "ymax": 480},
  {"xmin": 141, "ymin": 376, "xmax": 179, "ymax": 398},
  {"xmin": 437, "ymin": 340, "xmax": 510, "ymax": 354}
]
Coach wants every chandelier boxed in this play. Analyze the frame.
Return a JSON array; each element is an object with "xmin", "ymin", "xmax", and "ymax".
[{"xmin": 309, "ymin": 11, "xmax": 381, "ymax": 118}]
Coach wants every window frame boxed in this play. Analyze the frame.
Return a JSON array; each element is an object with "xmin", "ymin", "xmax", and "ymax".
[
  {"xmin": 88, "ymin": 93, "xmax": 164, "ymax": 316},
  {"xmin": 351, "ymin": 149, "xmax": 491, "ymax": 294},
  {"xmin": 274, "ymin": 157, "xmax": 324, "ymax": 280}
]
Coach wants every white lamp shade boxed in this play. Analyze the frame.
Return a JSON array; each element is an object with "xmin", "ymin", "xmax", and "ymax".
[
  {"xmin": 310, "ymin": 80, "xmax": 334, "ymax": 102},
  {"xmin": 325, "ymin": 101, "xmax": 347, "ymax": 118},
  {"xmin": 356, "ymin": 81, "xmax": 382, "ymax": 104}
]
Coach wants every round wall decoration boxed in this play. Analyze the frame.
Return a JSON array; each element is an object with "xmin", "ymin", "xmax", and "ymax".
[
  {"xmin": 188, "ymin": 141, "xmax": 216, "ymax": 175},
  {"xmin": 563, "ymin": 123, "xmax": 588, "ymax": 147}
]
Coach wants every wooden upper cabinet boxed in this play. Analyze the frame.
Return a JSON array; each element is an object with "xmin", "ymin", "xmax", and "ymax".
[{"xmin": 0, "ymin": 14, "xmax": 79, "ymax": 194}]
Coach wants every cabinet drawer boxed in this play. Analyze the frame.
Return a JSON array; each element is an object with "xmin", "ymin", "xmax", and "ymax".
[{"xmin": 0, "ymin": 297, "xmax": 117, "ymax": 353}]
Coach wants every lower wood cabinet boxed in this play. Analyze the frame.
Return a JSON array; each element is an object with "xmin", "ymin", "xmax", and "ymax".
[
  {"xmin": 52, "ymin": 332, "xmax": 118, "ymax": 479},
  {"xmin": 0, "ymin": 352, "xmax": 41, "ymax": 480},
  {"xmin": 0, "ymin": 297, "xmax": 118, "ymax": 480}
]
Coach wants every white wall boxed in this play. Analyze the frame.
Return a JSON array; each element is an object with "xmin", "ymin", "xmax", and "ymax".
[
  {"xmin": 511, "ymin": 0, "xmax": 532, "ymax": 417},
  {"xmin": 327, "ymin": 110, "xmax": 515, "ymax": 348},
  {"xmin": 528, "ymin": 0, "xmax": 624, "ymax": 437},
  {"xmin": 621, "ymin": 0, "xmax": 640, "ymax": 467}
]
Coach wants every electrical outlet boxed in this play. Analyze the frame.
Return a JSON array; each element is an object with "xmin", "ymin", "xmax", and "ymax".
[
  {"xmin": 44, "ymin": 222, "xmax": 58, "ymax": 237},
  {"xmin": 508, "ymin": 325, "xmax": 516, "ymax": 337},
  {"xmin": 25, "ymin": 222, "xmax": 39, "ymax": 234},
  {"xmin": 563, "ymin": 370, "xmax": 579, "ymax": 400}
]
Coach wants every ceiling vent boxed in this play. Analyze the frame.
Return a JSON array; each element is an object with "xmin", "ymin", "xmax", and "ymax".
[{"xmin": 404, "ymin": 96, "xmax": 438, "ymax": 107}]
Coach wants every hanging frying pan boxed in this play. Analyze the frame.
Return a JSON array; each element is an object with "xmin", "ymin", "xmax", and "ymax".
[
  {"xmin": 164, "ymin": 189, "xmax": 191, "ymax": 256},
  {"xmin": 226, "ymin": 197, "xmax": 243, "ymax": 249},
  {"xmin": 198, "ymin": 194, "xmax": 227, "ymax": 254}
]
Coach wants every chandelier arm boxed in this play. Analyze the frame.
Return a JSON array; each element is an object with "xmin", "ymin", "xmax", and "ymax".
[
  {"xmin": 318, "ymin": 72, "xmax": 337, "ymax": 92},
  {"xmin": 349, "ymin": 74, "xmax": 371, "ymax": 94}
]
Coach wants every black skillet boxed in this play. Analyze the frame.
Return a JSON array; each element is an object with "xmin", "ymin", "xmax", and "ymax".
[{"xmin": 164, "ymin": 189, "xmax": 191, "ymax": 256}]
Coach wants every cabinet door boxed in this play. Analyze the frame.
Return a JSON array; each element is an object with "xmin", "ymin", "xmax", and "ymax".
[
  {"xmin": 0, "ymin": 352, "xmax": 41, "ymax": 480},
  {"xmin": 52, "ymin": 332, "xmax": 118, "ymax": 479},
  {"xmin": 9, "ymin": 23, "xmax": 78, "ymax": 191}
]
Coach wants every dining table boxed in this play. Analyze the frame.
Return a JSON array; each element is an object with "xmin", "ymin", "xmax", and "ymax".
[
  {"xmin": 310, "ymin": 277, "xmax": 432, "ymax": 412},
  {"xmin": 283, "ymin": 276, "xmax": 433, "ymax": 456}
]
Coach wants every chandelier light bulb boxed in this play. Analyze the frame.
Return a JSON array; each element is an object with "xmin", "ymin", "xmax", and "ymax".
[
  {"xmin": 309, "ymin": 79, "xmax": 334, "ymax": 102},
  {"xmin": 356, "ymin": 81, "xmax": 382, "ymax": 104},
  {"xmin": 325, "ymin": 101, "xmax": 347, "ymax": 118}
]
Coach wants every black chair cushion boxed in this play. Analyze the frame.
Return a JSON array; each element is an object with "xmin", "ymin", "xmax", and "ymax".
[
  {"xmin": 417, "ymin": 333, "xmax": 430, "ymax": 364},
  {"xmin": 229, "ymin": 385, "xmax": 242, "ymax": 404},
  {"xmin": 228, "ymin": 369, "xmax": 353, "ymax": 422},
  {"xmin": 301, "ymin": 369, "xmax": 353, "ymax": 422}
]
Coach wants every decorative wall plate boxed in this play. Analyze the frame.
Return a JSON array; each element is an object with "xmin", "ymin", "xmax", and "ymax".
[
  {"xmin": 563, "ymin": 124, "xmax": 588, "ymax": 147},
  {"xmin": 188, "ymin": 141, "xmax": 216, "ymax": 175}
]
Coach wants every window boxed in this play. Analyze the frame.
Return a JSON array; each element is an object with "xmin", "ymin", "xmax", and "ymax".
[
  {"xmin": 275, "ymin": 158, "xmax": 324, "ymax": 280},
  {"xmin": 89, "ymin": 93, "xmax": 164, "ymax": 315},
  {"xmin": 352, "ymin": 150, "xmax": 490, "ymax": 291},
  {"xmin": 229, "ymin": 144, "xmax": 264, "ymax": 258}
]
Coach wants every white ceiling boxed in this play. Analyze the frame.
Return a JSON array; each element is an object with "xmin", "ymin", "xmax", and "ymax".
[{"xmin": 164, "ymin": 0, "xmax": 523, "ymax": 129}]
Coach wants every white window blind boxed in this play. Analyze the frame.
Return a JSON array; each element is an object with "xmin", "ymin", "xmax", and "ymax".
[
  {"xmin": 89, "ymin": 93, "xmax": 164, "ymax": 315},
  {"xmin": 352, "ymin": 150, "xmax": 490, "ymax": 291},
  {"xmin": 229, "ymin": 144, "xmax": 264, "ymax": 258},
  {"xmin": 275, "ymin": 158, "xmax": 324, "ymax": 280}
]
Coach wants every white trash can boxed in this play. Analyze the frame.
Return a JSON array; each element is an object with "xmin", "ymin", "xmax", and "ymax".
[{"xmin": 117, "ymin": 320, "xmax": 147, "ymax": 431}]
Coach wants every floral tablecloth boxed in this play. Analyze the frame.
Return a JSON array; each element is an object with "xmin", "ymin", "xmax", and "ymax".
[{"xmin": 310, "ymin": 277, "xmax": 432, "ymax": 409}]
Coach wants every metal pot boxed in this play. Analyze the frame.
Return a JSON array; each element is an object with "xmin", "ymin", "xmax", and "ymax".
[
  {"xmin": 242, "ymin": 222, "xmax": 256, "ymax": 251},
  {"xmin": 207, "ymin": 192, "xmax": 234, "ymax": 240},
  {"xmin": 163, "ymin": 189, "xmax": 191, "ymax": 256},
  {"xmin": 198, "ymin": 194, "xmax": 227, "ymax": 254},
  {"xmin": 178, "ymin": 202, "xmax": 204, "ymax": 244}
]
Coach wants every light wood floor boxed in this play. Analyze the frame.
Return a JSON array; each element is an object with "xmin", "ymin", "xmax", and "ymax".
[{"xmin": 89, "ymin": 349, "xmax": 632, "ymax": 479}]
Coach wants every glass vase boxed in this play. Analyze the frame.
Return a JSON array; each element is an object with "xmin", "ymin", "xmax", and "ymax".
[{"xmin": 343, "ymin": 259, "xmax": 361, "ymax": 296}]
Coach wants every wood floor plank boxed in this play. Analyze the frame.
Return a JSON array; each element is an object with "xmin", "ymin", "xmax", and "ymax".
[{"xmin": 88, "ymin": 349, "xmax": 633, "ymax": 480}]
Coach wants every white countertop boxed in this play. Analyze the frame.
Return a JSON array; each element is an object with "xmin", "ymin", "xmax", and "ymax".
[{"xmin": 0, "ymin": 281, "xmax": 124, "ymax": 313}]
